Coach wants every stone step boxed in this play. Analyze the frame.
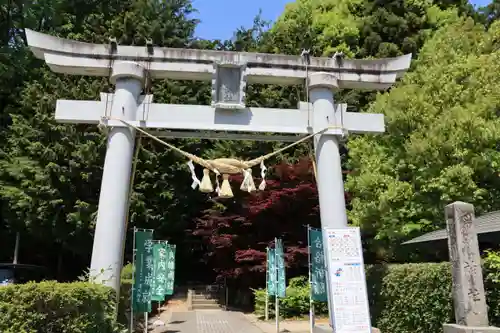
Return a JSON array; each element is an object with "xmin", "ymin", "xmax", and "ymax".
[
  {"xmin": 192, "ymin": 294, "xmax": 218, "ymax": 299},
  {"xmin": 193, "ymin": 294, "xmax": 220, "ymax": 299},
  {"xmin": 190, "ymin": 285, "xmax": 223, "ymax": 292},
  {"xmin": 192, "ymin": 303, "xmax": 222, "ymax": 310},
  {"xmin": 192, "ymin": 299, "xmax": 219, "ymax": 305}
]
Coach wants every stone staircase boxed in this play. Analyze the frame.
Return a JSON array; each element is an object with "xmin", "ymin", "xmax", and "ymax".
[{"xmin": 188, "ymin": 285, "xmax": 224, "ymax": 310}]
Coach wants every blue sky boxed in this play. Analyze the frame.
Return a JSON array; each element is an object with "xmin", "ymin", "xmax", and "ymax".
[
  {"xmin": 192, "ymin": 0, "xmax": 290, "ymax": 40},
  {"xmin": 192, "ymin": 0, "xmax": 491, "ymax": 41}
]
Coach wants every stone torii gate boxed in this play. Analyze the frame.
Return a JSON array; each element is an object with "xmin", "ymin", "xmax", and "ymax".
[{"xmin": 25, "ymin": 30, "xmax": 411, "ymax": 298}]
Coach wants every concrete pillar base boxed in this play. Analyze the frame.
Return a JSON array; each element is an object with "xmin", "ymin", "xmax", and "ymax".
[{"xmin": 444, "ymin": 324, "xmax": 500, "ymax": 333}]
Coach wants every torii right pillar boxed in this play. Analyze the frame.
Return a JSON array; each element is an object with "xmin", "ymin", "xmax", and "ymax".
[
  {"xmin": 309, "ymin": 73, "xmax": 348, "ymax": 230},
  {"xmin": 308, "ymin": 71, "xmax": 385, "ymax": 332},
  {"xmin": 308, "ymin": 72, "xmax": 364, "ymax": 330}
]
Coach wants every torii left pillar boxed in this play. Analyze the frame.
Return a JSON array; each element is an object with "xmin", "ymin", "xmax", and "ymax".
[{"xmin": 89, "ymin": 61, "xmax": 145, "ymax": 292}]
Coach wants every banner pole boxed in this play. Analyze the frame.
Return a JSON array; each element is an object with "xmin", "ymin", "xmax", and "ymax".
[
  {"xmin": 130, "ymin": 227, "xmax": 136, "ymax": 333},
  {"xmin": 307, "ymin": 225, "xmax": 314, "ymax": 333},
  {"xmin": 144, "ymin": 312, "xmax": 148, "ymax": 333},
  {"xmin": 275, "ymin": 294, "xmax": 279, "ymax": 333},
  {"xmin": 265, "ymin": 246, "xmax": 269, "ymax": 321},
  {"xmin": 275, "ymin": 238, "xmax": 279, "ymax": 333}
]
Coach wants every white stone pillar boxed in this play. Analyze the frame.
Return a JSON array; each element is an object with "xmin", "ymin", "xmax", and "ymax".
[
  {"xmin": 309, "ymin": 73, "xmax": 347, "ymax": 229},
  {"xmin": 309, "ymin": 72, "xmax": 346, "ymax": 329},
  {"xmin": 90, "ymin": 61, "xmax": 145, "ymax": 294}
]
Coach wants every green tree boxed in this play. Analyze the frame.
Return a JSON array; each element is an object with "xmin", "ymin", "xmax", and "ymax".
[
  {"xmin": 0, "ymin": 0, "xmax": 202, "ymax": 278},
  {"xmin": 266, "ymin": 0, "xmax": 473, "ymax": 58},
  {"xmin": 345, "ymin": 17, "xmax": 500, "ymax": 260}
]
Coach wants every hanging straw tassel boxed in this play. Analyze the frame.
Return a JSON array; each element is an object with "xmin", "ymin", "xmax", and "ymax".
[
  {"xmin": 219, "ymin": 174, "xmax": 234, "ymax": 198},
  {"xmin": 240, "ymin": 168, "xmax": 256, "ymax": 193},
  {"xmin": 258, "ymin": 160, "xmax": 267, "ymax": 191},
  {"xmin": 199, "ymin": 168, "xmax": 214, "ymax": 193}
]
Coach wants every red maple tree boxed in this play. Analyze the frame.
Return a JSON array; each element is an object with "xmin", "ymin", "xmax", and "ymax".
[{"xmin": 191, "ymin": 158, "xmax": 324, "ymax": 288}]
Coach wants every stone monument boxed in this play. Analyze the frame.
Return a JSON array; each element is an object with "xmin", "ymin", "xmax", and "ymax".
[
  {"xmin": 443, "ymin": 201, "xmax": 500, "ymax": 333},
  {"xmin": 24, "ymin": 28, "xmax": 411, "ymax": 313}
]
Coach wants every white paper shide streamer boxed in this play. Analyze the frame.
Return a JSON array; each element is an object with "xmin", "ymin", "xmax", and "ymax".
[
  {"xmin": 187, "ymin": 160, "xmax": 201, "ymax": 189},
  {"xmin": 259, "ymin": 160, "xmax": 267, "ymax": 191},
  {"xmin": 213, "ymin": 168, "xmax": 221, "ymax": 196}
]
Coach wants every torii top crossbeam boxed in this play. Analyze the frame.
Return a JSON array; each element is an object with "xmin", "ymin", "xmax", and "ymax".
[{"xmin": 25, "ymin": 29, "xmax": 410, "ymax": 91}]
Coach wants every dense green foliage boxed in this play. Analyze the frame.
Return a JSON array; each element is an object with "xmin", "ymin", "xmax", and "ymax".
[
  {"xmin": 263, "ymin": 0, "xmax": 476, "ymax": 109},
  {"xmin": 0, "ymin": 0, "xmax": 209, "ymax": 280},
  {"xmin": 346, "ymin": 17, "xmax": 500, "ymax": 259},
  {"xmin": 0, "ymin": 281, "xmax": 121, "ymax": 333},
  {"xmin": 254, "ymin": 257, "xmax": 500, "ymax": 332},
  {"xmin": 266, "ymin": 0, "xmax": 471, "ymax": 58}
]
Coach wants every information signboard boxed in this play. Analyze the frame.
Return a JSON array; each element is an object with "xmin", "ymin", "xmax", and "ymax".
[{"xmin": 323, "ymin": 227, "xmax": 371, "ymax": 333}]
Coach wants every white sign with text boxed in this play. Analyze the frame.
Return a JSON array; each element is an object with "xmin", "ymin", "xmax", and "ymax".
[{"xmin": 323, "ymin": 227, "xmax": 372, "ymax": 333}]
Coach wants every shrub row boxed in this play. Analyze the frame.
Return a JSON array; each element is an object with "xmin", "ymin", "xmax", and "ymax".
[
  {"xmin": 0, "ymin": 264, "xmax": 138, "ymax": 333},
  {"xmin": 0, "ymin": 281, "xmax": 123, "ymax": 333},
  {"xmin": 117, "ymin": 263, "xmax": 133, "ymax": 327},
  {"xmin": 254, "ymin": 252, "xmax": 500, "ymax": 333}
]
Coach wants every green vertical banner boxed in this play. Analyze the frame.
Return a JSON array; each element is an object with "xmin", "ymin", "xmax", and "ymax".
[
  {"xmin": 165, "ymin": 244, "xmax": 176, "ymax": 295},
  {"xmin": 132, "ymin": 230, "xmax": 154, "ymax": 313},
  {"xmin": 267, "ymin": 248, "xmax": 277, "ymax": 296},
  {"xmin": 309, "ymin": 228, "xmax": 328, "ymax": 302},
  {"xmin": 275, "ymin": 238, "xmax": 286, "ymax": 298},
  {"xmin": 151, "ymin": 241, "xmax": 168, "ymax": 302}
]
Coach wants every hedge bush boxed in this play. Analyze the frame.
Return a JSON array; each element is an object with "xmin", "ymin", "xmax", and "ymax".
[
  {"xmin": 372, "ymin": 253, "xmax": 500, "ymax": 333},
  {"xmin": 254, "ymin": 253, "xmax": 500, "ymax": 333},
  {"xmin": 254, "ymin": 276, "xmax": 328, "ymax": 319},
  {"xmin": 0, "ymin": 281, "xmax": 122, "ymax": 333},
  {"xmin": 117, "ymin": 263, "xmax": 133, "ymax": 327},
  {"xmin": 370, "ymin": 263, "xmax": 454, "ymax": 333},
  {"xmin": 483, "ymin": 250, "xmax": 500, "ymax": 326}
]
